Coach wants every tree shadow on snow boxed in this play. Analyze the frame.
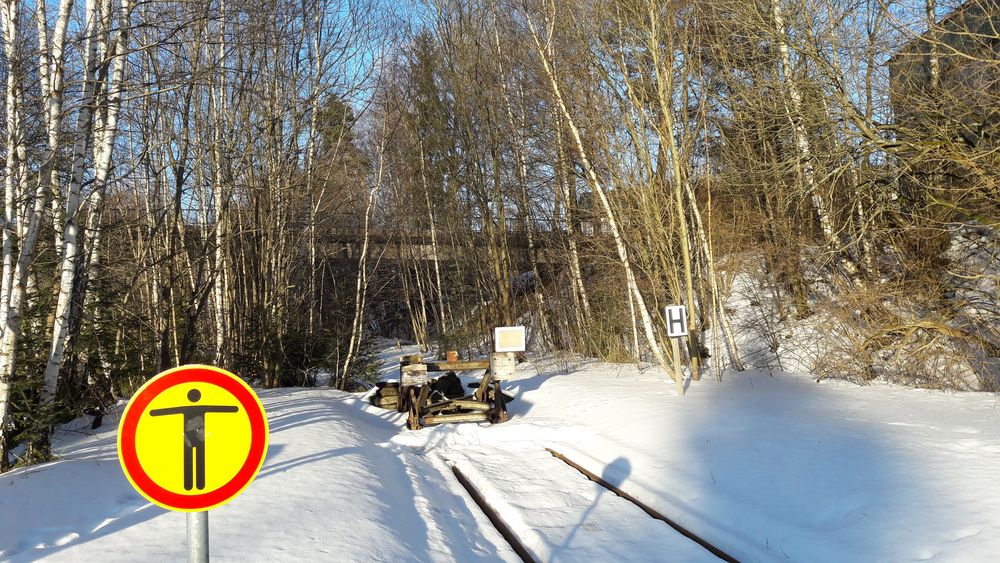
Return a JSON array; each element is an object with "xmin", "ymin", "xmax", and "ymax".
[
  {"xmin": 551, "ymin": 457, "xmax": 632, "ymax": 562},
  {"xmin": 665, "ymin": 370, "xmax": 924, "ymax": 561},
  {"xmin": 0, "ymin": 444, "xmax": 168, "ymax": 561}
]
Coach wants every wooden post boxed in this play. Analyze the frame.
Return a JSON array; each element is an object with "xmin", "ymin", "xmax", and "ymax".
[
  {"xmin": 691, "ymin": 338, "xmax": 701, "ymax": 382},
  {"xmin": 400, "ymin": 354, "xmax": 423, "ymax": 365},
  {"xmin": 671, "ymin": 338, "xmax": 685, "ymax": 397},
  {"xmin": 489, "ymin": 352, "xmax": 515, "ymax": 380},
  {"xmin": 399, "ymin": 355, "xmax": 427, "ymax": 413},
  {"xmin": 400, "ymin": 358, "xmax": 428, "ymax": 387}
]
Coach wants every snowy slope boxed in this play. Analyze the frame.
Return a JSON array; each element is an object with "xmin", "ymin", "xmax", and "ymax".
[{"xmin": 2, "ymin": 343, "xmax": 999, "ymax": 562}]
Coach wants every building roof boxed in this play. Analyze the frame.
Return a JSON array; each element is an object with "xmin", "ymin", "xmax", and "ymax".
[{"xmin": 889, "ymin": 0, "xmax": 999, "ymax": 63}]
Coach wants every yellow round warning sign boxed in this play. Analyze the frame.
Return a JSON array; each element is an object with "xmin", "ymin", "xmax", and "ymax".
[{"xmin": 117, "ymin": 365, "xmax": 269, "ymax": 512}]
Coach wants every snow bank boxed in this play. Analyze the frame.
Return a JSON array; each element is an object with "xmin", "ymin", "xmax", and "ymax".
[{"xmin": 2, "ymin": 343, "xmax": 999, "ymax": 562}]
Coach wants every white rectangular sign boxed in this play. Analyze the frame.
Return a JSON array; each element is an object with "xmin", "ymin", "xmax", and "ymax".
[
  {"xmin": 664, "ymin": 305, "xmax": 688, "ymax": 338},
  {"xmin": 494, "ymin": 326, "xmax": 526, "ymax": 352},
  {"xmin": 400, "ymin": 363, "xmax": 428, "ymax": 387}
]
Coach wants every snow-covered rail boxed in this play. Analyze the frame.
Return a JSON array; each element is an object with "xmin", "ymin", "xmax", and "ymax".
[{"xmin": 445, "ymin": 446, "xmax": 737, "ymax": 562}]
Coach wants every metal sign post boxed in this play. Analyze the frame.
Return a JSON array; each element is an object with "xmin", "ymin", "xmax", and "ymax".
[
  {"xmin": 118, "ymin": 365, "xmax": 270, "ymax": 563},
  {"xmin": 187, "ymin": 511, "xmax": 209, "ymax": 563},
  {"xmin": 664, "ymin": 306, "xmax": 688, "ymax": 396}
]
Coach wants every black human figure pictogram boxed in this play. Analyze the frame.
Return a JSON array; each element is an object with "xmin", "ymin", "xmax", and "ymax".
[{"xmin": 149, "ymin": 388, "xmax": 239, "ymax": 491}]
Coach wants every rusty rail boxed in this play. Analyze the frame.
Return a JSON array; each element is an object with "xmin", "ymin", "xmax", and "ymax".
[
  {"xmin": 451, "ymin": 465, "xmax": 538, "ymax": 563},
  {"xmin": 545, "ymin": 448, "xmax": 739, "ymax": 563}
]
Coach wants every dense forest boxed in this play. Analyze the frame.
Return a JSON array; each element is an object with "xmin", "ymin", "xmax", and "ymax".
[{"xmin": 1, "ymin": 0, "xmax": 997, "ymax": 469}]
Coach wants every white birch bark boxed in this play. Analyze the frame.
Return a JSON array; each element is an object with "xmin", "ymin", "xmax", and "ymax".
[
  {"xmin": 0, "ymin": 0, "xmax": 21, "ymax": 337},
  {"xmin": 0, "ymin": 0, "xmax": 77, "ymax": 462},
  {"xmin": 339, "ymin": 185, "xmax": 382, "ymax": 387},
  {"xmin": 925, "ymin": 0, "xmax": 940, "ymax": 91},
  {"xmin": 40, "ymin": 0, "xmax": 75, "ymax": 253},
  {"xmin": 683, "ymin": 180, "xmax": 744, "ymax": 372},
  {"xmin": 340, "ymin": 120, "xmax": 388, "ymax": 387},
  {"xmin": 491, "ymin": 8, "xmax": 553, "ymax": 347},
  {"xmin": 303, "ymin": 0, "xmax": 322, "ymax": 340},
  {"xmin": 211, "ymin": 2, "xmax": 230, "ymax": 366},
  {"xmin": 418, "ymin": 141, "xmax": 448, "ymax": 335},
  {"xmin": 769, "ymin": 0, "xmax": 862, "ymax": 285},
  {"xmin": 646, "ymin": 5, "xmax": 700, "ymax": 379},
  {"xmin": 42, "ymin": 0, "xmax": 131, "ymax": 404},
  {"xmin": 555, "ymin": 123, "xmax": 591, "ymax": 327},
  {"xmin": 0, "ymin": 0, "xmax": 22, "ymax": 466},
  {"xmin": 526, "ymin": 9, "xmax": 670, "ymax": 374},
  {"xmin": 41, "ymin": 0, "xmax": 102, "ymax": 403}
]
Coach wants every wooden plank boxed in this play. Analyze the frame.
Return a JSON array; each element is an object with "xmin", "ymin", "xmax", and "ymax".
[
  {"xmin": 424, "ymin": 412, "xmax": 490, "ymax": 425},
  {"xmin": 416, "ymin": 384, "xmax": 430, "ymax": 411},
  {"xmin": 671, "ymin": 338, "xmax": 685, "ymax": 397},
  {"xmin": 423, "ymin": 394, "xmax": 483, "ymax": 413},
  {"xmin": 448, "ymin": 400, "xmax": 492, "ymax": 412},
  {"xmin": 407, "ymin": 388, "xmax": 422, "ymax": 430},
  {"xmin": 492, "ymin": 380, "xmax": 508, "ymax": 423},
  {"xmin": 474, "ymin": 370, "xmax": 492, "ymax": 402},
  {"xmin": 396, "ymin": 385, "xmax": 409, "ymax": 413},
  {"xmin": 424, "ymin": 401, "xmax": 455, "ymax": 414},
  {"xmin": 371, "ymin": 396, "xmax": 399, "ymax": 408},
  {"xmin": 424, "ymin": 360, "xmax": 490, "ymax": 372}
]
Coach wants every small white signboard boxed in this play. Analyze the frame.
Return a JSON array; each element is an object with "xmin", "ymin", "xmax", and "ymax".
[
  {"xmin": 494, "ymin": 326, "xmax": 526, "ymax": 352},
  {"xmin": 400, "ymin": 363, "xmax": 428, "ymax": 388},
  {"xmin": 664, "ymin": 305, "xmax": 688, "ymax": 338}
]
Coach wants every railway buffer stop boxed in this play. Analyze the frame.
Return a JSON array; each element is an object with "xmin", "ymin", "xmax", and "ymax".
[{"xmin": 370, "ymin": 327, "xmax": 524, "ymax": 430}]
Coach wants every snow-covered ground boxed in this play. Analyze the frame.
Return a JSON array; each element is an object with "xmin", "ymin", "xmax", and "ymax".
[{"xmin": 2, "ymin": 342, "xmax": 999, "ymax": 562}]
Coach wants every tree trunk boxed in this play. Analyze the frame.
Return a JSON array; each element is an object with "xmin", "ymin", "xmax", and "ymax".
[
  {"xmin": 419, "ymin": 140, "xmax": 448, "ymax": 335},
  {"xmin": 0, "ymin": 0, "xmax": 23, "ymax": 469},
  {"xmin": 770, "ymin": 0, "xmax": 862, "ymax": 285},
  {"xmin": 526, "ymin": 12, "xmax": 669, "ymax": 374},
  {"xmin": 490, "ymin": 11, "xmax": 552, "ymax": 349},
  {"xmin": 211, "ymin": 1, "xmax": 230, "ymax": 367},
  {"xmin": 340, "ymin": 122, "xmax": 388, "ymax": 388},
  {"xmin": 43, "ymin": 0, "xmax": 131, "ymax": 406},
  {"xmin": 645, "ymin": 2, "xmax": 700, "ymax": 380},
  {"xmin": 555, "ymin": 116, "xmax": 591, "ymax": 333},
  {"xmin": 0, "ymin": 0, "xmax": 76, "ymax": 465}
]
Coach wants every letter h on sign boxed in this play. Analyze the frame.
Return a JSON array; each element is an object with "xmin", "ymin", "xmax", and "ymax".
[{"xmin": 664, "ymin": 305, "xmax": 688, "ymax": 338}]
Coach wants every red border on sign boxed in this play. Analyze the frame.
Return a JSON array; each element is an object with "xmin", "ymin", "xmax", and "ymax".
[{"xmin": 117, "ymin": 365, "xmax": 268, "ymax": 511}]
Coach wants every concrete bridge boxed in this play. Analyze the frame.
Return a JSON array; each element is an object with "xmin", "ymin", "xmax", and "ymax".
[{"xmin": 318, "ymin": 227, "xmax": 605, "ymax": 265}]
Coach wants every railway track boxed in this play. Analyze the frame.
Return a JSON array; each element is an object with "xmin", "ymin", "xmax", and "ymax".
[{"xmin": 446, "ymin": 447, "xmax": 739, "ymax": 563}]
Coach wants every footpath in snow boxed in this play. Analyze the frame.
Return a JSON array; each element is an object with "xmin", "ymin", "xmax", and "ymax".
[
  {"xmin": 2, "ymin": 342, "xmax": 1000, "ymax": 562},
  {"xmin": 0, "ymin": 374, "xmax": 515, "ymax": 561}
]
